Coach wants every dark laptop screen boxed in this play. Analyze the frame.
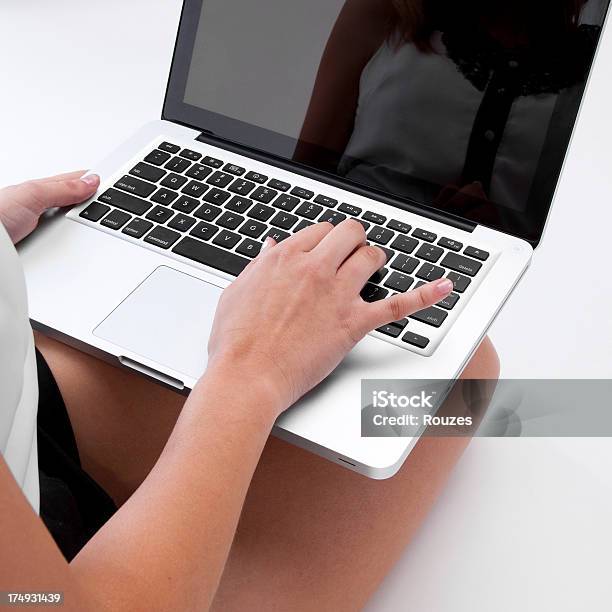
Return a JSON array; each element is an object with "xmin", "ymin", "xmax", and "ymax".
[{"xmin": 164, "ymin": 0, "xmax": 609, "ymax": 243}]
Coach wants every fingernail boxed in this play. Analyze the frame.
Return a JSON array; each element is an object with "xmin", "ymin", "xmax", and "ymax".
[
  {"xmin": 260, "ymin": 237, "xmax": 274, "ymax": 252},
  {"xmin": 80, "ymin": 173, "xmax": 99, "ymax": 186},
  {"xmin": 434, "ymin": 279, "xmax": 454, "ymax": 296}
]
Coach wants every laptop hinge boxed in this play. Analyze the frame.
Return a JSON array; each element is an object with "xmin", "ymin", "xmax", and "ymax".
[{"xmin": 195, "ymin": 131, "xmax": 477, "ymax": 234}]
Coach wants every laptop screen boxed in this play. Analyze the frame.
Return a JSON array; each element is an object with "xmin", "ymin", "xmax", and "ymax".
[{"xmin": 164, "ymin": 0, "xmax": 609, "ymax": 243}]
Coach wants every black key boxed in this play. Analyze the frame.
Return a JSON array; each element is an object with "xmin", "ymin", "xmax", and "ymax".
[
  {"xmin": 80, "ymin": 202, "xmax": 110, "ymax": 222},
  {"xmin": 236, "ymin": 238, "xmax": 262, "ymax": 258},
  {"xmin": 228, "ymin": 179, "xmax": 256, "ymax": 196},
  {"xmin": 290, "ymin": 186, "xmax": 314, "ymax": 200},
  {"xmin": 440, "ymin": 252, "xmax": 482, "ymax": 277},
  {"xmin": 190, "ymin": 221, "xmax": 219, "ymax": 242},
  {"xmin": 415, "ymin": 244, "xmax": 444, "ymax": 263},
  {"xmin": 384, "ymin": 272, "xmax": 414, "ymax": 293},
  {"xmin": 295, "ymin": 202, "xmax": 323, "ymax": 220},
  {"xmin": 217, "ymin": 212, "xmax": 245, "ymax": 230},
  {"xmin": 101, "ymin": 209, "xmax": 131, "ymax": 230},
  {"xmin": 130, "ymin": 162, "xmax": 166, "ymax": 183},
  {"xmin": 387, "ymin": 219, "xmax": 411, "ymax": 234},
  {"xmin": 363, "ymin": 211, "xmax": 387, "ymax": 225},
  {"xmin": 393, "ymin": 318, "xmax": 409, "ymax": 329},
  {"xmin": 390, "ymin": 254, "xmax": 419, "ymax": 275},
  {"xmin": 122, "ymin": 218, "xmax": 153, "ymax": 238},
  {"xmin": 165, "ymin": 156, "xmax": 191, "ymax": 173},
  {"xmin": 437, "ymin": 293, "xmax": 459, "ymax": 310},
  {"xmin": 159, "ymin": 141, "xmax": 180, "ymax": 154},
  {"xmin": 248, "ymin": 204, "xmax": 275, "ymax": 222},
  {"xmin": 151, "ymin": 188, "xmax": 179, "ymax": 206},
  {"xmin": 356, "ymin": 220, "xmax": 371, "ymax": 231},
  {"xmin": 146, "ymin": 206, "xmax": 174, "ymax": 224},
  {"xmin": 201, "ymin": 156, "xmax": 224, "ymax": 169},
  {"xmin": 172, "ymin": 196, "xmax": 200, "ymax": 214},
  {"xmin": 390, "ymin": 235, "xmax": 418, "ymax": 254},
  {"xmin": 213, "ymin": 230, "xmax": 241, "ymax": 250},
  {"xmin": 268, "ymin": 179, "xmax": 290, "ymax": 191},
  {"xmin": 180, "ymin": 148, "xmax": 202, "ymax": 161},
  {"xmin": 367, "ymin": 226, "xmax": 394, "ymax": 245},
  {"xmin": 416, "ymin": 263, "xmax": 445, "ymax": 281},
  {"xmin": 186, "ymin": 164, "xmax": 213, "ymax": 181},
  {"xmin": 252, "ymin": 186, "xmax": 278, "ymax": 204},
  {"xmin": 144, "ymin": 150, "xmax": 171, "ymax": 166},
  {"xmin": 402, "ymin": 332, "xmax": 430, "ymax": 349},
  {"xmin": 369, "ymin": 268, "xmax": 388, "ymax": 284},
  {"xmin": 226, "ymin": 196, "xmax": 253, "ymax": 214},
  {"xmin": 319, "ymin": 210, "xmax": 346, "ymax": 226},
  {"xmin": 377, "ymin": 324, "xmax": 404, "ymax": 339},
  {"xmin": 338, "ymin": 203, "xmax": 362, "ymax": 216},
  {"xmin": 239, "ymin": 220, "xmax": 267, "ymax": 238},
  {"xmin": 271, "ymin": 212, "xmax": 299, "ymax": 230},
  {"xmin": 194, "ymin": 203, "xmax": 222, "ymax": 222},
  {"xmin": 161, "ymin": 173, "xmax": 188, "ymax": 189},
  {"xmin": 98, "ymin": 188, "xmax": 151, "ymax": 216},
  {"xmin": 182, "ymin": 180, "xmax": 209, "ymax": 198},
  {"xmin": 294, "ymin": 220, "xmax": 314, "ymax": 232},
  {"xmin": 144, "ymin": 226, "xmax": 181, "ymax": 250},
  {"xmin": 223, "ymin": 163, "xmax": 246, "ymax": 176},
  {"xmin": 447, "ymin": 272, "xmax": 471, "ymax": 293},
  {"xmin": 263, "ymin": 228, "xmax": 291, "ymax": 242},
  {"xmin": 273, "ymin": 194, "xmax": 300, "ymax": 211},
  {"xmin": 410, "ymin": 306, "xmax": 448, "ymax": 328},
  {"xmin": 414, "ymin": 281, "xmax": 426, "ymax": 289},
  {"xmin": 412, "ymin": 228, "xmax": 437, "ymax": 242},
  {"xmin": 245, "ymin": 171, "xmax": 268, "ymax": 184},
  {"xmin": 202, "ymin": 188, "xmax": 231, "ymax": 205},
  {"xmin": 360, "ymin": 283, "xmax": 389, "ymax": 303},
  {"xmin": 173, "ymin": 237, "xmax": 249, "ymax": 276},
  {"xmin": 168, "ymin": 214, "xmax": 197, "ymax": 232},
  {"xmin": 379, "ymin": 247, "xmax": 395, "ymax": 263},
  {"xmin": 207, "ymin": 171, "xmax": 234, "ymax": 189},
  {"xmin": 314, "ymin": 195, "xmax": 338, "ymax": 208},
  {"xmin": 464, "ymin": 246, "xmax": 489, "ymax": 261},
  {"xmin": 438, "ymin": 237, "xmax": 463, "ymax": 252}
]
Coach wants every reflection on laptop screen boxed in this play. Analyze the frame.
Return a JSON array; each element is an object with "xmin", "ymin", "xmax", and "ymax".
[{"xmin": 180, "ymin": 0, "xmax": 609, "ymax": 241}]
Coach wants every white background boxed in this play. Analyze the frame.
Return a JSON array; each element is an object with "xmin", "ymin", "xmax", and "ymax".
[{"xmin": 1, "ymin": 2, "xmax": 611, "ymax": 610}]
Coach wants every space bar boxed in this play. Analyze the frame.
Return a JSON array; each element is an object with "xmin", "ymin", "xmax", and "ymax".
[{"xmin": 172, "ymin": 237, "xmax": 250, "ymax": 277}]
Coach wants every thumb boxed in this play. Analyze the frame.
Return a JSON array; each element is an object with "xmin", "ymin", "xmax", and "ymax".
[{"xmin": 20, "ymin": 173, "xmax": 100, "ymax": 215}]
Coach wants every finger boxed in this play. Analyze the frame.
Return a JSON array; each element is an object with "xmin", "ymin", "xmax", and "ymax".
[
  {"xmin": 355, "ymin": 278, "xmax": 454, "ymax": 334},
  {"xmin": 337, "ymin": 243, "xmax": 387, "ymax": 291},
  {"xmin": 312, "ymin": 218, "xmax": 366, "ymax": 269},
  {"xmin": 259, "ymin": 236, "xmax": 277, "ymax": 255},
  {"xmin": 18, "ymin": 175, "xmax": 100, "ymax": 214},
  {"xmin": 31, "ymin": 170, "xmax": 89, "ymax": 184},
  {"xmin": 282, "ymin": 221, "xmax": 334, "ymax": 252}
]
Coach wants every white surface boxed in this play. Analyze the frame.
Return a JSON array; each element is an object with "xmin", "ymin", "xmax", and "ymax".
[{"xmin": 1, "ymin": 2, "xmax": 611, "ymax": 610}]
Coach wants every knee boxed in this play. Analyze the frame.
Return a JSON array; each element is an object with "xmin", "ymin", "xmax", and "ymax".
[{"xmin": 461, "ymin": 336, "xmax": 500, "ymax": 380}]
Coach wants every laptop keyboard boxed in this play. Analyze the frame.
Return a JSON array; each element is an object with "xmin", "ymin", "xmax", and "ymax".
[{"xmin": 75, "ymin": 141, "xmax": 493, "ymax": 353}]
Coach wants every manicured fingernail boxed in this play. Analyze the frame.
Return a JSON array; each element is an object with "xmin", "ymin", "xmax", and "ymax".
[
  {"xmin": 80, "ymin": 174, "xmax": 99, "ymax": 186},
  {"xmin": 434, "ymin": 279, "xmax": 454, "ymax": 296}
]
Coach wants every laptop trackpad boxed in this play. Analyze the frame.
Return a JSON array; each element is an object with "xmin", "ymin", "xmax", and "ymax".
[{"xmin": 94, "ymin": 266, "xmax": 224, "ymax": 380}]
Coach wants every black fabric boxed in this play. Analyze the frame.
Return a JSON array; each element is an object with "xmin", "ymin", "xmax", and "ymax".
[{"xmin": 36, "ymin": 349, "xmax": 117, "ymax": 561}]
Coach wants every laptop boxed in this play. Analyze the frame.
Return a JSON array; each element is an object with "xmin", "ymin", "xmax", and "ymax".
[{"xmin": 18, "ymin": 0, "xmax": 609, "ymax": 478}]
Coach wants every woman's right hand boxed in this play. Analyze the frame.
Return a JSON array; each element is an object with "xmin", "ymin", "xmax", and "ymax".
[{"xmin": 207, "ymin": 219, "xmax": 453, "ymax": 415}]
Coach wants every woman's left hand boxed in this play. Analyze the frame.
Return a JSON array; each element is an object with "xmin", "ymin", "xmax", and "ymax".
[{"xmin": 0, "ymin": 171, "xmax": 100, "ymax": 244}]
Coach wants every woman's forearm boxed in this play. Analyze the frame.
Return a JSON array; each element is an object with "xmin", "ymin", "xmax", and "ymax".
[{"xmin": 71, "ymin": 362, "xmax": 282, "ymax": 611}]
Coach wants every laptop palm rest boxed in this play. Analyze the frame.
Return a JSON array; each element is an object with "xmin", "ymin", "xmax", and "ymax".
[{"xmin": 94, "ymin": 266, "xmax": 223, "ymax": 381}]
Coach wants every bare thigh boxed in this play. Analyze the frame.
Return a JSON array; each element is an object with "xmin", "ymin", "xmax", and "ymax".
[{"xmin": 35, "ymin": 332, "xmax": 499, "ymax": 610}]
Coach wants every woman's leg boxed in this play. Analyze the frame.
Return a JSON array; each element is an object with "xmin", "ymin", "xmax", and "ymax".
[{"xmin": 35, "ymin": 332, "xmax": 499, "ymax": 609}]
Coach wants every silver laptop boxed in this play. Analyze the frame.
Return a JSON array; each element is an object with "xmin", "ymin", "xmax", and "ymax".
[{"xmin": 18, "ymin": 1, "xmax": 609, "ymax": 478}]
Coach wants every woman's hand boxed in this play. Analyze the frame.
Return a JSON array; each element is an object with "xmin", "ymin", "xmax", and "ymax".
[
  {"xmin": 208, "ymin": 219, "xmax": 453, "ymax": 415},
  {"xmin": 0, "ymin": 171, "xmax": 100, "ymax": 244}
]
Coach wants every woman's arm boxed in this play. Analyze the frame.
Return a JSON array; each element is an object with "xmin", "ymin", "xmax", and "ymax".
[
  {"xmin": 295, "ymin": 0, "xmax": 395, "ymax": 163},
  {"xmin": 1, "ymin": 176, "xmax": 453, "ymax": 610}
]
